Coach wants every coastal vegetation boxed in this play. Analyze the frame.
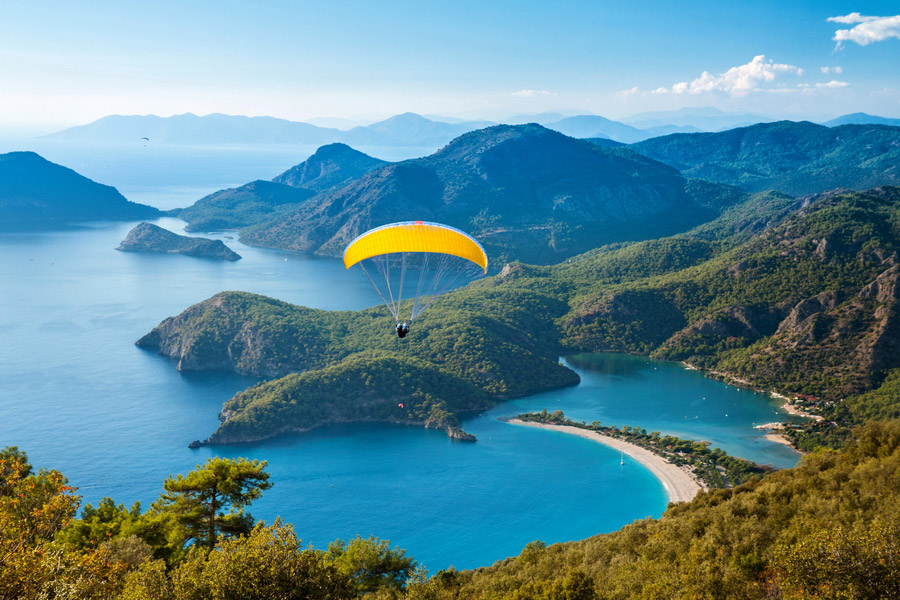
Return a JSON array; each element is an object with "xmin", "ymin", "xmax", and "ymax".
[
  {"xmin": 6, "ymin": 420, "xmax": 900, "ymax": 598},
  {"xmin": 0, "ymin": 447, "xmax": 414, "ymax": 599},
  {"xmin": 515, "ymin": 410, "xmax": 770, "ymax": 488}
]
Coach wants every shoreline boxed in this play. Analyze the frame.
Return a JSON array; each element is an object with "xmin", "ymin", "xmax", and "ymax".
[{"xmin": 506, "ymin": 419, "xmax": 704, "ymax": 504}]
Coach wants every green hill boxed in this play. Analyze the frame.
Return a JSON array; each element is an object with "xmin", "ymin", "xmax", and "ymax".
[
  {"xmin": 0, "ymin": 151, "xmax": 160, "ymax": 226},
  {"xmin": 629, "ymin": 121, "xmax": 900, "ymax": 195},
  {"xmin": 176, "ymin": 180, "xmax": 315, "ymax": 232},
  {"xmin": 556, "ymin": 187, "xmax": 900, "ymax": 406},
  {"xmin": 240, "ymin": 124, "xmax": 746, "ymax": 265},
  {"xmin": 137, "ymin": 287, "xmax": 577, "ymax": 443}
]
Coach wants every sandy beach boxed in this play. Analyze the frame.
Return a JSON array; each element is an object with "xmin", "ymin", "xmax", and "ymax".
[
  {"xmin": 507, "ymin": 419, "xmax": 704, "ymax": 504},
  {"xmin": 764, "ymin": 432, "xmax": 796, "ymax": 448}
]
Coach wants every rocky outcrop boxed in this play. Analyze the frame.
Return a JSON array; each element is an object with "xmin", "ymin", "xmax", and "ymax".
[
  {"xmin": 447, "ymin": 427, "xmax": 477, "ymax": 442},
  {"xmin": 726, "ymin": 264, "xmax": 900, "ymax": 398},
  {"xmin": 135, "ymin": 292, "xmax": 338, "ymax": 376},
  {"xmin": 775, "ymin": 292, "xmax": 840, "ymax": 340},
  {"xmin": 656, "ymin": 305, "xmax": 790, "ymax": 360},
  {"xmin": 118, "ymin": 223, "xmax": 241, "ymax": 261}
]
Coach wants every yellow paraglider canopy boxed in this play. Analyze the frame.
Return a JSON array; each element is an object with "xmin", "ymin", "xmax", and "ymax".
[{"xmin": 343, "ymin": 221, "xmax": 488, "ymax": 273}]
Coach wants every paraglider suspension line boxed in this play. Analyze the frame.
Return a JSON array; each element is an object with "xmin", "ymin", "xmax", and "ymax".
[
  {"xmin": 363, "ymin": 252, "xmax": 484, "ymax": 324},
  {"xmin": 359, "ymin": 261, "xmax": 400, "ymax": 322}
]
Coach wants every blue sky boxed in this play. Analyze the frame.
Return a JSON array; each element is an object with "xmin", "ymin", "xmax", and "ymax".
[{"xmin": 1, "ymin": 1, "xmax": 899, "ymax": 129}]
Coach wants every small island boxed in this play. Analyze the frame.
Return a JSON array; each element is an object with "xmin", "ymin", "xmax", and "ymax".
[{"xmin": 118, "ymin": 222, "xmax": 241, "ymax": 261}]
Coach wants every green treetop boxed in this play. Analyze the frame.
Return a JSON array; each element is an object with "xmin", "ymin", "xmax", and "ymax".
[{"xmin": 154, "ymin": 457, "xmax": 271, "ymax": 550}]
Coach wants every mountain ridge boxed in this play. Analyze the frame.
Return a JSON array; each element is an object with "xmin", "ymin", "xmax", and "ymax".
[
  {"xmin": 240, "ymin": 124, "xmax": 746, "ymax": 265},
  {"xmin": 630, "ymin": 121, "xmax": 900, "ymax": 195},
  {"xmin": 0, "ymin": 151, "xmax": 160, "ymax": 226}
]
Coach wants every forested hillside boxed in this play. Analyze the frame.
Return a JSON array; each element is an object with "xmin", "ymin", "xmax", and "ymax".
[
  {"xmin": 240, "ymin": 124, "xmax": 745, "ymax": 265},
  {"xmin": 629, "ymin": 121, "xmax": 900, "ymax": 195},
  {"xmin": 176, "ymin": 180, "xmax": 315, "ymax": 231},
  {"xmin": 137, "ymin": 287, "xmax": 577, "ymax": 443}
]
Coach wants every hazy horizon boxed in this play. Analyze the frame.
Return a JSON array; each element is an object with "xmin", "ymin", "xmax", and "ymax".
[{"xmin": 2, "ymin": 1, "xmax": 899, "ymax": 131}]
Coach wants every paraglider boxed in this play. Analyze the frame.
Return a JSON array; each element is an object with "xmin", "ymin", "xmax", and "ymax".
[
  {"xmin": 139, "ymin": 137, "xmax": 150, "ymax": 147},
  {"xmin": 343, "ymin": 221, "xmax": 488, "ymax": 337}
]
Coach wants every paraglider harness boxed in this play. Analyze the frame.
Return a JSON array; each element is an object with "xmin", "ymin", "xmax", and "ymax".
[{"xmin": 396, "ymin": 322, "xmax": 409, "ymax": 338}]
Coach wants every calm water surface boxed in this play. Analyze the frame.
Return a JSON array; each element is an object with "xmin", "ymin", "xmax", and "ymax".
[{"xmin": 0, "ymin": 145, "xmax": 803, "ymax": 570}]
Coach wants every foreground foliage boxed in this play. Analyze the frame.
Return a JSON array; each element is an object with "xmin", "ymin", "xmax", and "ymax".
[
  {"xmin": 1, "ymin": 449, "xmax": 416, "ymax": 599},
  {"xmin": 8, "ymin": 421, "xmax": 900, "ymax": 598}
]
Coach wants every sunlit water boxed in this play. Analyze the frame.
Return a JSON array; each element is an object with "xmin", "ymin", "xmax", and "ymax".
[{"xmin": 0, "ymin": 143, "xmax": 802, "ymax": 570}]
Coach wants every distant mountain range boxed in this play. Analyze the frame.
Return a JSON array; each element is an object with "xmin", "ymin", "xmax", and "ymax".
[
  {"xmin": 540, "ymin": 115, "xmax": 696, "ymax": 143},
  {"xmin": 45, "ymin": 109, "xmax": 900, "ymax": 148},
  {"xmin": 630, "ymin": 121, "xmax": 900, "ymax": 195},
  {"xmin": 238, "ymin": 124, "xmax": 745, "ymax": 265},
  {"xmin": 0, "ymin": 151, "xmax": 159, "ymax": 227},
  {"xmin": 620, "ymin": 106, "xmax": 776, "ymax": 132},
  {"xmin": 45, "ymin": 112, "xmax": 496, "ymax": 148},
  {"xmin": 821, "ymin": 112, "xmax": 900, "ymax": 127}
]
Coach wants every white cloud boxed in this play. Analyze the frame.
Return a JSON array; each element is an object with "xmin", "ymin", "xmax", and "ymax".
[
  {"xmin": 510, "ymin": 89, "xmax": 556, "ymax": 98},
  {"xmin": 820, "ymin": 65, "xmax": 843, "ymax": 74},
  {"xmin": 654, "ymin": 55, "xmax": 803, "ymax": 97},
  {"xmin": 828, "ymin": 13, "xmax": 900, "ymax": 47},
  {"xmin": 615, "ymin": 86, "xmax": 639, "ymax": 99},
  {"xmin": 816, "ymin": 80, "xmax": 850, "ymax": 89}
]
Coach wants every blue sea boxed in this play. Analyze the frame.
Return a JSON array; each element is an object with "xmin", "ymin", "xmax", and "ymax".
[{"xmin": 0, "ymin": 140, "xmax": 803, "ymax": 571}]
